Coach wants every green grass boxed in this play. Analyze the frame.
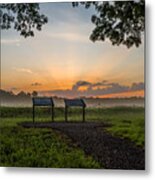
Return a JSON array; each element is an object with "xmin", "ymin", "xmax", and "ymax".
[
  {"xmin": 0, "ymin": 118, "xmax": 100, "ymax": 168},
  {"xmin": 0, "ymin": 106, "xmax": 145, "ymax": 167},
  {"xmin": 96, "ymin": 107, "xmax": 145, "ymax": 147}
]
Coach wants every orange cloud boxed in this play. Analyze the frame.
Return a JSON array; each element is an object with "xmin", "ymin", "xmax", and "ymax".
[{"xmin": 98, "ymin": 90, "xmax": 144, "ymax": 98}]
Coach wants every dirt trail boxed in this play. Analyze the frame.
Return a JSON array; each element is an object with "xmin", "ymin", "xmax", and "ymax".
[{"xmin": 21, "ymin": 122, "xmax": 145, "ymax": 169}]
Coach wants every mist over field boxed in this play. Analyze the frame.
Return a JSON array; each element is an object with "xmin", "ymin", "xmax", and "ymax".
[{"xmin": 0, "ymin": 89, "xmax": 144, "ymax": 108}]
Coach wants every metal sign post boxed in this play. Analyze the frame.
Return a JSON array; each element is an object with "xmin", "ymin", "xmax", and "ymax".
[
  {"xmin": 32, "ymin": 97, "xmax": 54, "ymax": 123},
  {"xmin": 64, "ymin": 99, "xmax": 86, "ymax": 122}
]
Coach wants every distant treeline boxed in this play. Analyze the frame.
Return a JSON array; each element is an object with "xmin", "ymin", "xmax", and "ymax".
[
  {"xmin": 0, "ymin": 89, "xmax": 144, "ymax": 107},
  {"xmin": 0, "ymin": 89, "xmax": 32, "ymax": 106}
]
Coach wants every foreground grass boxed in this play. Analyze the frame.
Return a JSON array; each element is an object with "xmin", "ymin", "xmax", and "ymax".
[
  {"xmin": 1, "ymin": 106, "xmax": 145, "ymax": 146},
  {"xmin": 0, "ymin": 106, "xmax": 145, "ymax": 167},
  {"xmin": 0, "ymin": 109, "xmax": 100, "ymax": 168},
  {"xmin": 87, "ymin": 107, "xmax": 145, "ymax": 147}
]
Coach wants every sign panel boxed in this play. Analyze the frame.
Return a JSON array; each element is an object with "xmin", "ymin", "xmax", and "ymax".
[
  {"xmin": 33, "ymin": 97, "xmax": 54, "ymax": 106},
  {"xmin": 64, "ymin": 99, "xmax": 86, "ymax": 107}
]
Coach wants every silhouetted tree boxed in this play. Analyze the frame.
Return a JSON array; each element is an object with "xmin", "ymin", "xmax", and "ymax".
[
  {"xmin": 73, "ymin": 0, "xmax": 145, "ymax": 48},
  {"xmin": 27, "ymin": 92, "xmax": 31, "ymax": 97},
  {"xmin": 1, "ymin": 1, "xmax": 144, "ymax": 48},
  {"xmin": 17, "ymin": 91, "xmax": 27, "ymax": 97},
  {"xmin": 0, "ymin": 3, "xmax": 48, "ymax": 37},
  {"xmin": 32, "ymin": 91, "xmax": 38, "ymax": 97},
  {"xmin": 8, "ymin": 91, "xmax": 14, "ymax": 96}
]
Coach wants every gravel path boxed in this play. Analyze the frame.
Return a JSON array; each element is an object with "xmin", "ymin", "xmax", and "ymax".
[{"xmin": 20, "ymin": 122, "xmax": 145, "ymax": 170}]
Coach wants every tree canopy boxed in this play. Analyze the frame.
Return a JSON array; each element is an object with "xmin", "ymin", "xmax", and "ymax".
[
  {"xmin": 73, "ymin": 0, "xmax": 145, "ymax": 48},
  {"xmin": 0, "ymin": 3, "xmax": 48, "ymax": 37},
  {"xmin": 0, "ymin": 1, "xmax": 145, "ymax": 48}
]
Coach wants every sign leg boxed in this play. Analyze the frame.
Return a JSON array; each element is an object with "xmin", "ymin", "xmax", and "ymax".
[
  {"xmin": 52, "ymin": 106, "xmax": 54, "ymax": 122},
  {"xmin": 83, "ymin": 107, "xmax": 85, "ymax": 122},
  {"xmin": 65, "ymin": 106, "xmax": 68, "ymax": 122},
  {"xmin": 33, "ymin": 105, "xmax": 35, "ymax": 123}
]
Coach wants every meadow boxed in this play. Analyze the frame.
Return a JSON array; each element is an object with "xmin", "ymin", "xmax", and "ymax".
[{"xmin": 0, "ymin": 106, "xmax": 145, "ymax": 168}]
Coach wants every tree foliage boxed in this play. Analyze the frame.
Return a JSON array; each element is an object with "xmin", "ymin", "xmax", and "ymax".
[
  {"xmin": 0, "ymin": 3, "xmax": 48, "ymax": 37},
  {"xmin": 0, "ymin": 1, "xmax": 145, "ymax": 48},
  {"xmin": 32, "ymin": 91, "xmax": 38, "ymax": 97},
  {"xmin": 73, "ymin": 0, "xmax": 145, "ymax": 48}
]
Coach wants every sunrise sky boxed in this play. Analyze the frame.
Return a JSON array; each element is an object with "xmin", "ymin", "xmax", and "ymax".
[{"xmin": 1, "ymin": 2, "xmax": 144, "ymax": 98}]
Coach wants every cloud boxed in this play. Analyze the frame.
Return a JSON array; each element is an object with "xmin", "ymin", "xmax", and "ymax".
[
  {"xmin": 130, "ymin": 82, "xmax": 144, "ymax": 91},
  {"xmin": 40, "ymin": 81, "xmax": 144, "ymax": 98},
  {"xmin": 47, "ymin": 32, "xmax": 89, "ymax": 43},
  {"xmin": 1, "ymin": 39, "xmax": 21, "ymax": 46},
  {"xmin": 13, "ymin": 67, "xmax": 33, "ymax": 74},
  {"xmin": 72, "ymin": 80, "xmax": 92, "ymax": 90},
  {"xmin": 92, "ymin": 80, "xmax": 112, "ymax": 87},
  {"xmin": 31, "ymin": 82, "xmax": 42, "ymax": 86},
  {"xmin": 10, "ymin": 87, "xmax": 19, "ymax": 91},
  {"xmin": 71, "ymin": 80, "xmax": 122, "ymax": 91},
  {"xmin": 92, "ymin": 82, "xmax": 105, "ymax": 87}
]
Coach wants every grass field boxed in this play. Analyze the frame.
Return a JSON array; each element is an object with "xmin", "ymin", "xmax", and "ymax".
[{"xmin": 0, "ymin": 106, "xmax": 145, "ymax": 167}]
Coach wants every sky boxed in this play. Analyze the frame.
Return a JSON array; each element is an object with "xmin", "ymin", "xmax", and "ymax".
[{"xmin": 1, "ymin": 2, "xmax": 144, "ymax": 98}]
